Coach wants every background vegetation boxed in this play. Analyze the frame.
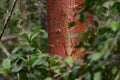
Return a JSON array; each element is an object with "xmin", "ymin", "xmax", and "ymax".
[{"xmin": 0, "ymin": 0, "xmax": 120, "ymax": 80}]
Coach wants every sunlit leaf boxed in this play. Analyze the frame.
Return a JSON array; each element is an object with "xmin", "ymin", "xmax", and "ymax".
[
  {"xmin": 64, "ymin": 56, "xmax": 73, "ymax": 67},
  {"xmin": 109, "ymin": 21, "xmax": 119, "ymax": 32},
  {"xmin": 2, "ymin": 58, "xmax": 11, "ymax": 69},
  {"xmin": 45, "ymin": 77, "xmax": 52, "ymax": 80},
  {"xmin": 94, "ymin": 71, "xmax": 102, "ymax": 80}
]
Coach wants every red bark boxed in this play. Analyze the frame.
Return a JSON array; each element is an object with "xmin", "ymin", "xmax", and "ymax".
[
  {"xmin": 47, "ymin": 0, "xmax": 93, "ymax": 59},
  {"xmin": 47, "ymin": 0, "xmax": 72, "ymax": 57},
  {"xmin": 70, "ymin": 0, "xmax": 93, "ymax": 60}
]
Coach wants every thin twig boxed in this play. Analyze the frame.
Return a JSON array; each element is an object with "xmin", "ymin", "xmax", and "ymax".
[
  {"xmin": 0, "ymin": 42, "xmax": 10, "ymax": 57},
  {"xmin": 1, "ymin": 35, "xmax": 19, "ymax": 41},
  {"xmin": 0, "ymin": 0, "xmax": 18, "ymax": 40}
]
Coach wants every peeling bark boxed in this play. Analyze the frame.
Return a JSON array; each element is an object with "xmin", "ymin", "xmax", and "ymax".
[{"xmin": 70, "ymin": 0, "xmax": 93, "ymax": 60}]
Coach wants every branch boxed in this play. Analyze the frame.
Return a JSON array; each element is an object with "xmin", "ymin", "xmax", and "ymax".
[
  {"xmin": 0, "ymin": 42, "xmax": 10, "ymax": 57},
  {"xmin": 1, "ymin": 35, "xmax": 19, "ymax": 41},
  {"xmin": 0, "ymin": 0, "xmax": 18, "ymax": 40}
]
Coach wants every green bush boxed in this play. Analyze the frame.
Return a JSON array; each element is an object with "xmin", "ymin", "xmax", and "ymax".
[{"xmin": 0, "ymin": 0, "xmax": 120, "ymax": 80}]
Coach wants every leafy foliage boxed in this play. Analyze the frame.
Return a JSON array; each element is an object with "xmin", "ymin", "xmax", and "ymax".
[{"xmin": 0, "ymin": 0, "xmax": 120, "ymax": 80}]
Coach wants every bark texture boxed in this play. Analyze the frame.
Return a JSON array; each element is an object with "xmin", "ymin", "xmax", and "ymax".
[
  {"xmin": 47, "ymin": 0, "xmax": 72, "ymax": 57},
  {"xmin": 70, "ymin": 0, "xmax": 93, "ymax": 60},
  {"xmin": 47, "ymin": 0, "xmax": 93, "ymax": 59}
]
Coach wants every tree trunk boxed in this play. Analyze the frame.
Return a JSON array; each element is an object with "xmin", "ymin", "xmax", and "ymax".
[
  {"xmin": 47, "ymin": 0, "xmax": 73, "ymax": 57},
  {"xmin": 47, "ymin": 0, "xmax": 93, "ymax": 59}
]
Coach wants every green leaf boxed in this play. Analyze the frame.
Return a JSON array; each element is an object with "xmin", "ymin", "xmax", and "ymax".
[
  {"xmin": 32, "ymin": 58, "xmax": 48, "ymax": 67},
  {"xmin": 83, "ymin": 43, "xmax": 91, "ymax": 48},
  {"xmin": 45, "ymin": 77, "xmax": 52, "ymax": 80},
  {"xmin": 62, "ymin": 72, "xmax": 70, "ymax": 78},
  {"xmin": 112, "ymin": 67, "xmax": 117, "ymax": 75},
  {"xmin": 94, "ymin": 20, "xmax": 99, "ymax": 27},
  {"xmin": 80, "ymin": 13, "xmax": 87, "ymax": 23},
  {"xmin": 0, "ymin": 68, "xmax": 9, "ymax": 75},
  {"xmin": 95, "ymin": 6, "xmax": 107, "ymax": 15},
  {"xmin": 21, "ymin": 33, "xmax": 30, "ymax": 41},
  {"xmin": 68, "ymin": 21, "xmax": 76, "ymax": 28},
  {"xmin": 30, "ymin": 30, "xmax": 40, "ymax": 40},
  {"xmin": 94, "ymin": 71, "xmax": 102, "ymax": 80},
  {"xmin": 11, "ymin": 47, "xmax": 21, "ymax": 54},
  {"xmin": 64, "ymin": 56, "xmax": 73, "ymax": 67},
  {"xmin": 70, "ymin": 34, "xmax": 79, "ymax": 39},
  {"xmin": 79, "ymin": 31, "xmax": 89, "ymax": 40},
  {"xmin": 2, "ymin": 58, "xmax": 11, "ymax": 69},
  {"xmin": 75, "ymin": 41, "xmax": 83, "ymax": 48},
  {"xmin": 113, "ymin": 2, "xmax": 120, "ymax": 13},
  {"xmin": 11, "ymin": 66, "xmax": 22, "ymax": 72},
  {"xmin": 39, "ymin": 30, "xmax": 48, "ymax": 38},
  {"xmin": 19, "ymin": 71, "xmax": 28, "ymax": 80},
  {"xmin": 84, "ymin": 72, "xmax": 92, "ymax": 80},
  {"xmin": 115, "ymin": 72, "xmax": 120, "ymax": 80},
  {"xmin": 109, "ymin": 21, "xmax": 119, "ymax": 32},
  {"xmin": 91, "ymin": 53, "xmax": 102, "ymax": 61},
  {"xmin": 14, "ymin": 54, "xmax": 26, "ymax": 62}
]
